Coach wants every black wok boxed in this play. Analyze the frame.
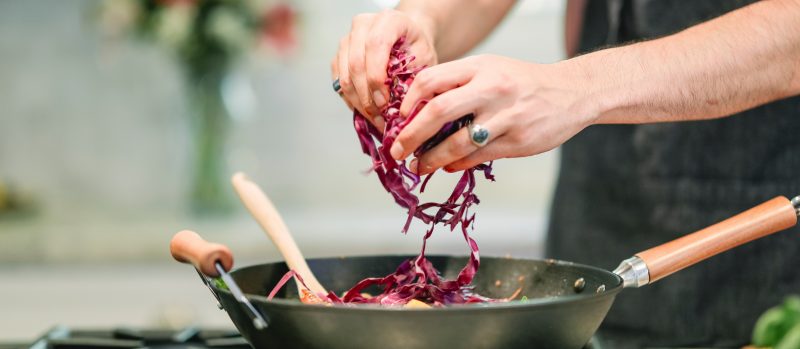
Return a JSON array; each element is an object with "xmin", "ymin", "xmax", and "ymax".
[{"xmin": 171, "ymin": 196, "xmax": 800, "ymax": 349}]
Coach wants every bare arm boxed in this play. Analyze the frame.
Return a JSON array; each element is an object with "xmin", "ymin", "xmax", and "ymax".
[
  {"xmin": 397, "ymin": 0, "xmax": 517, "ymax": 62},
  {"xmin": 389, "ymin": 0, "xmax": 800, "ymax": 174},
  {"xmin": 571, "ymin": 0, "xmax": 800, "ymax": 124}
]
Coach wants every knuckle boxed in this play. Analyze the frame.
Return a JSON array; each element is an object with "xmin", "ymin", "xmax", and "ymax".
[
  {"xmin": 507, "ymin": 130, "xmax": 527, "ymax": 145},
  {"xmin": 413, "ymin": 70, "xmax": 433, "ymax": 90},
  {"xmin": 424, "ymin": 99, "xmax": 444, "ymax": 116},
  {"xmin": 454, "ymin": 133, "xmax": 473, "ymax": 153},
  {"xmin": 347, "ymin": 55, "xmax": 363, "ymax": 71},
  {"xmin": 368, "ymin": 75, "xmax": 385, "ymax": 89},
  {"xmin": 353, "ymin": 13, "xmax": 374, "ymax": 27},
  {"xmin": 339, "ymin": 76, "xmax": 352, "ymax": 90},
  {"xmin": 358, "ymin": 92, "xmax": 373, "ymax": 108},
  {"xmin": 493, "ymin": 81, "xmax": 514, "ymax": 96},
  {"xmin": 433, "ymin": 150, "xmax": 453, "ymax": 167},
  {"xmin": 352, "ymin": 14, "xmax": 368, "ymax": 26},
  {"xmin": 366, "ymin": 33, "xmax": 384, "ymax": 49}
]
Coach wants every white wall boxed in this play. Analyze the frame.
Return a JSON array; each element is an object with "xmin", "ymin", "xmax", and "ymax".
[{"xmin": 0, "ymin": 0, "xmax": 567, "ymax": 340}]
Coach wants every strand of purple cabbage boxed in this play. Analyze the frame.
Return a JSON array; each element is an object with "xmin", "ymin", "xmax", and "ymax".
[
  {"xmin": 267, "ymin": 38, "xmax": 496, "ymax": 306},
  {"xmin": 341, "ymin": 37, "xmax": 497, "ymax": 305}
]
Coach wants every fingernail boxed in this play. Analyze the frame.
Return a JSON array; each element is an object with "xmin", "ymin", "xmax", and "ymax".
[
  {"xmin": 390, "ymin": 142, "xmax": 404, "ymax": 160},
  {"xmin": 419, "ymin": 164, "xmax": 433, "ymax": 175},
  {"xmin": 443, "ymin": 166, "xmax": 455, "ymax": 173},
  {"xmin": 409, "ymin": 159, "xmax": 418, "ymax": 174},
  {"xmin": 374, "ymin": 116, "xmax": 386, "ymax": 132},
  {"xmin": 372, "ymin": 90, "xmax": 386, "ymax": 108},
  {"xmin": 366, "ymin": 105, "xmax": 379, "ymax": 117}
]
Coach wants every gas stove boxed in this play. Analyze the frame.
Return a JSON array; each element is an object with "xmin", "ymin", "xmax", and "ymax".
[
  {"xmin": 0, "ymin": 327, "xmax": 250, "ymax": 349},
  {"xmin": 0, "ymin": 327, "xmax": 737, "ymax": 349},
  {"xmin": 1, "ymin": 327, "xmax": 610, "ymax": 349}
]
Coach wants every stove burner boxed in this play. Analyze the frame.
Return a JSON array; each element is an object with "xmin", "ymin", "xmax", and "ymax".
[
  {"xmin": 1, "ymin": 327, "xmax": 615, "ymax": 349},
  {"xmin": 4, "ymin": 327, "xmax": 251, "ymax": 349}
]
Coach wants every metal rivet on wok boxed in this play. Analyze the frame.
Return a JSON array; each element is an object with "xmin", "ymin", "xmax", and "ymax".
[{"xmin": 573, "ymin": 278, "xmax": 586, "ymax": 293}]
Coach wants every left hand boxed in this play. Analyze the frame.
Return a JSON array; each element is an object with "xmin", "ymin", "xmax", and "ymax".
[{"xmin": 390, "ymin": 54, "xmax": 595, "ymax": 175}]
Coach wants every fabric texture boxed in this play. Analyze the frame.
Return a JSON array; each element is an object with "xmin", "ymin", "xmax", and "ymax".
[{"xmin": 546, "ymin": 0, "xmax": 800, "ymax": 347}]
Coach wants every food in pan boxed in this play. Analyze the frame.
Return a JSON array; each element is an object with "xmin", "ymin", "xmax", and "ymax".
[{"xmin": 266, "ymin": 38, "xmax": 509, "ymax": 306}]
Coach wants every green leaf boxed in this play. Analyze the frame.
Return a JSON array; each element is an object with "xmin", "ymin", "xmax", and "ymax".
[
  {"xmin": 753, "ymin": 307, "xmax": 791, "ymax": 346},
  {"xmin": 213, "ymin": 278, "xmax": 229, "ymax": 290},
  {"xmin": 783, "ymin": 295, "xmax": 800, "ymax": 320},
  {"xmin": 775, "ymin": 323, "xmax": 800, "ymax": 349}
]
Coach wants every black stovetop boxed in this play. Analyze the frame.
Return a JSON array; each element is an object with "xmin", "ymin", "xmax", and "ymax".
[
  {"xmin": 0, "ymin": 327, "xmax": 250, "ymax": 349},
  {"xmin": 0, "ymin": 326, "xmax": 736, "ymax": 349},
  {"xmin": 1, "ymin": 326, "xmax": 609, "ymax": 349}
]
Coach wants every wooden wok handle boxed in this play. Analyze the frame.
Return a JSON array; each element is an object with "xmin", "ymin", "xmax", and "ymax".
[
  {"xmin": 169, "ymin": 230, "xmax": 233, "ymax": 277},
  {"xmin": 636, "ymin": 196, "xmax": 797, "ymax": 283}
]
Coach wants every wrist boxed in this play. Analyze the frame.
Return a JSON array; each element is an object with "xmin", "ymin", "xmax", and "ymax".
[
  {"xmin": 395, "ymin": 6, "xmax": 439, "ymax": 54},
  {"xmin": 557, "ymin": 48, "xmax": 637, "ymax": 126},
  {"xmin": 408, "ymin": 12, "xmax": 439, "ymax": 47},
  {"xmin": 552, "ymin": 58, "xmax": 607, "ymax": 128}
]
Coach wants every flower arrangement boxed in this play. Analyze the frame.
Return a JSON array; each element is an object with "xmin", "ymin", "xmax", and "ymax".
[
  {"xmin": 98, "ymin": 0, "xmax": 297, "ymax": 64},
  {"xmin": 97, "ymin": 0, "xmax": 298, "ymax": 213}
]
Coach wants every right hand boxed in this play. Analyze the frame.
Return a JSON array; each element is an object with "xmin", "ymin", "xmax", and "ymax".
[{"xmin": 331, "ymin": 9, "xmax": 438, "ymax": 130}]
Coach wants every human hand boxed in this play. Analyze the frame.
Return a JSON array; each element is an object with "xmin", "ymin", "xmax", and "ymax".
[
  {"xmin": 331, "ymin": 9, "xmax": 438, "ymax": 130},
  {"xmin": 391, "ymin": 54, "xmax": 595, "ymax": 175}
]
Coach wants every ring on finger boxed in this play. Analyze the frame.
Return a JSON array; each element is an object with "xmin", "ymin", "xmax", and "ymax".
[
  {"xmin": 333, "ymin": 78, "xmax": 342, "ymax": 95},
  {"xmin": 468, "ymin": 124, "xmax": 490, "ymax": 147}
]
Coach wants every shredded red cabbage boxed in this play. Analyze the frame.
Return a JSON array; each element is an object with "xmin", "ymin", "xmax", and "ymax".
[{"xmin": 268, "ymin": 37, "xmax": 500, "ymax": 306}]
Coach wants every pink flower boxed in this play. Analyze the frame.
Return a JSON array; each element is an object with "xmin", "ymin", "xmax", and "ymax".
[{"xmin": 260, "ymin": 3, "xmax": 297, "ymax": 55}]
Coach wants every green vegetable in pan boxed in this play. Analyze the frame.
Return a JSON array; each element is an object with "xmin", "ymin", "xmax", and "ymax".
[{"xmin": 213, "ymin": 278, "xmax": 229, "ymax": 291}]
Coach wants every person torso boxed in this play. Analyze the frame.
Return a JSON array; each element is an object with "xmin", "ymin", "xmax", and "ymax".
[{"xmin": 547, "ymin": 0, "xmax": 800, "ymax": 347}]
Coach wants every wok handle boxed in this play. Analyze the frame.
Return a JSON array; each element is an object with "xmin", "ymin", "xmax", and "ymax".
[
  {"xmin": 635, "ymin": 196, "xmax": 797, "ymax": 284},
  {"xmin": 170, "ymin": 230, "xmax": 233, "ymax": 277}
]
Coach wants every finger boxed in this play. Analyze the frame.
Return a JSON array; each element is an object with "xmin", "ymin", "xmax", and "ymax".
[
  {"xmin": 348, "ymin": 14, "xmax": 380, "ymax": 118},
  {"xmin": 365, "ymin": 12, "xmax": 404, "ymax": 109},
  {"xmin": 443, "ymin": 136, "xmax": 512, "ymax": 172},
  {"xmin": 399, "ymin": 61, "xmax": 476, "ymax": 117},
  {"xmin": 391, "ymin": 84, "xmax": 485, "ymax": 160},
  {"xmin": 331, "ymin": 48, "xmax": 355, "ymax": 111},
  {"xmin": 330, "ymin": 48, "xmax": 338, "ymax": 81},
  {"xmin": 338, "ymin": 36, "xmax": 367, "ymax": 117},
  {"xmin": 416, "ymin": 115, "xmax": 507, "ymax": 175}
]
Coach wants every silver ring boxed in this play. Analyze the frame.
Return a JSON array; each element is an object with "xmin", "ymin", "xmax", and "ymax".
[
  {"xmin": 333, "ymin": 78, "xmax": 342, "ymax": 94},
  {"xmin": 468, "ymin": 124, "xmax": 490, "ymax": 147}
]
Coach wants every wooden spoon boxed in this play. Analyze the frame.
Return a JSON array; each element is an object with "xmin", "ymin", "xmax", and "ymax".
[{"xmin": 231, "ymin": 172, "xmax": 327, "ymax": 302}]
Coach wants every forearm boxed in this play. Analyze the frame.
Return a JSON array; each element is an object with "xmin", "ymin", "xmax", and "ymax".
[
  {"xmin": 397, "ymin": 0, "xmax": 517, "ymax": 62},
  {"xmin": 567, "ymin": 0, "xmax": 800, "ymax": 124}
]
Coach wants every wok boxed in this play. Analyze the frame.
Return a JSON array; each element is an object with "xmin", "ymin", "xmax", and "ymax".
[{"xmin": 171, "ymin": 195, "xmax": 800, "ymax": 349}]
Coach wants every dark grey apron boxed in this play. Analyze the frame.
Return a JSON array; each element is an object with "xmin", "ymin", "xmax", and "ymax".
[{"xmin": 546, "ymin": 0, "xmax": 800, "ymax": 347}]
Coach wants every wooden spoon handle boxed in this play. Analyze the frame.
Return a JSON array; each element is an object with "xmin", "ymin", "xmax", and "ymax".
[
  {"xmin": 170, "ymin": 230, "xmax": 233, "ymax": 277},
  {"xmin": 636, "ymin": 196, "xmax": 797, "ymax": 283},
  {"xmin": 231, "ymin": 172, "xmax": 327, "ymax": 295}
]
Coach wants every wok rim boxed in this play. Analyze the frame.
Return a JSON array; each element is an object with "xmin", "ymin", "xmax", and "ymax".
[{"xmin": 212, "ymin": 254, "xmax": 624, "ymax": 312}]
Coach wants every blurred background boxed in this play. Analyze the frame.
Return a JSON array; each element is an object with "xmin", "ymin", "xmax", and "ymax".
[{"xmin": 0, "ymin": 0, "xmax": 564, "ymax": 339}]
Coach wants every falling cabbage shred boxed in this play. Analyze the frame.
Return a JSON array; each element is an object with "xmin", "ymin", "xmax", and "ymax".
[{"xmin": 268, "ymin": 37, "xmax": 503, "ymax": 306}]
